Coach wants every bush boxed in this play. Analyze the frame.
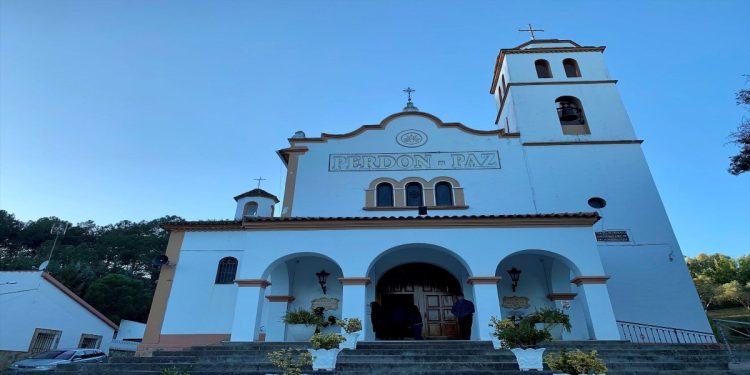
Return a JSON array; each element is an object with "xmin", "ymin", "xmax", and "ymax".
[
  {"xmin": 489, "ymin": 316, "xmax": 551, "ymax": 348},
  {"xmin": 309, "ymin": 333, "xmax": 345, "ymax": 350},
  {"xmin": 528, "ymin": 308, "xmax": 572, "ymax": 332},
  {"xmin": 267, "ymin": 347, "xmax": 312, "ymax": 375},
  {"xmin": 282, "ymin": 309, "xmax": 324, "ymax": 326},
  {"xmin": 161, "ymin": 367, "xmax": 190, "ymax": 375},
  {"xmin": 337, "ymin": 318, "xmax": 362, "ymax": 334},
  {"xmin": 545, "ymin": 349, "xmax": 607, "ymax": 375}
]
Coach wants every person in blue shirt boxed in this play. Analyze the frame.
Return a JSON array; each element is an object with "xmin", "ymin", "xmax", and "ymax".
[{"xmin": 451, "ymin": 293, "xmax": 475, "ymax": 340}]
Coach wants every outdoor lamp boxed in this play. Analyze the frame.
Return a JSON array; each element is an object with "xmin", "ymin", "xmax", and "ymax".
[
  {"xmin": 507, "ymin": 267, "xmax": 521, "ymax": 292},
  {"xmin": 316, "ymin": 269, "xmax": 330, "ymax": 294}
]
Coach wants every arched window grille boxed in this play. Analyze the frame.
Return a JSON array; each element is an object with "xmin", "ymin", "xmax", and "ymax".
[
  {"xmin": 215, "ymin": 257, "xmax": 238, "ymax": 284},
  {"xmin": 434, "ymin": 182, "xmax": 454, "ymax": 206},
  {"xmin": 405, "ymin": 182, "xmax": 423, "ymax": 207},
  {"xmin": 376, "ymin": 183, "xmax": 394, "ymax": 207},
  {"xmin": 563, "ymin": 58, "xmax": 581, "ymax": 77},
  {"xmin": 535, "ymin": 59, "xmax": 552, "ymax": 78}
]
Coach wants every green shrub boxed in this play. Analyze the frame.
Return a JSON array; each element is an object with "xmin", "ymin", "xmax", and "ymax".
[
  {"xmin": 528, "ymin": 308, "xmax": 573, "ymax": 332},
  {"xmin": 544, "ymin": 349, "xmax": 607, "ymax": 375},
  {"xmin": 161, "ymin": 367, "xmax": 190, "ymax": 375},
  {"xmin": 489, "ymin": 316, "xmax": 551, "ymax": 348},
  {"xmin": 309, "ymin": 333, "xmax": 345, "ymax": 350},
  {"xmin": 337, "ymin": 318, "xmax": 363, "ymax": 334},
  {"xmin": 282, "ymin": 309, "xmax": 324, "ymax": 325},
  {"xmin": 267, "ymin": 347, "xmax": 312, "ymax": 375}
]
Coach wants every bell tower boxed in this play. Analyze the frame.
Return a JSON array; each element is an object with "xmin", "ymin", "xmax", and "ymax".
[{"xmin": 490, "ymin": 39, "xmax": 639, "ymax": 143}]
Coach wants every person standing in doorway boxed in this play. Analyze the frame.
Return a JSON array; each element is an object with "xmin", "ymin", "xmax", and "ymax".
[{"xmin": 451, "ymin": 293, "xmax": 475, "ymax": 340}]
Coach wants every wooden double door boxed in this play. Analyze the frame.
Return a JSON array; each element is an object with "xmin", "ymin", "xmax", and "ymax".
[{"xmin": 376, "ymin": 263, "xmax": 461, "ymax": 339}]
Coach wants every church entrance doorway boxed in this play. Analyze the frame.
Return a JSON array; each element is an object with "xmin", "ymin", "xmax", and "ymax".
[{"xmin": 375, "ymin": 263, "xmax": 461, "ymax": 340}]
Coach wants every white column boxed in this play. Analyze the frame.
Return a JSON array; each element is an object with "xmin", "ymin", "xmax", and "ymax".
[
  {"xmin": 573, "ymin": 276, "xmax": 620, "ymax": 340},
  {"xmin": 265, "ymin": 296, "xmax": 294, "ymax": 341},
  {"xmin": 338, "ymin": 277, "xmax": 369, "ymax": 341},
  {"xmin": 468, "ymin": 277, "xmax": 502, "ymax": 341},
  {"xmin": 231, "ymin": 279, "xmax": 269, "ymax": 342}
]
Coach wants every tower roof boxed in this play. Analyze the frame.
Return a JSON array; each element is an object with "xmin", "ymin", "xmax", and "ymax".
[{"xmin": 233, "ymin": 188, "xmax": 280, "ymax": 203}]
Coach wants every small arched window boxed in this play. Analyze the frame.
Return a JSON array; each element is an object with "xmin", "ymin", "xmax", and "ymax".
[
  {"xmin": 215, "ymin": 257, "xmax": 238, "ymax": 284},
  {"xmin": 376, "ymin": 183, "xmax": 394, "ymax": 207},
  {"xmin": 405, "ymin": 182, "xmax": 423, "ymax": 207},
  {"xmin": 535, "ymin": 59, "xmax": 552, "ymax": 78},
  {"xmin": 244, "ymin": 202, "xmax": 259, "ymax": 217},
  {"xmin": 563, "ymin": 58, "xmax": 581, "ymax": 78},
  {"xmin": 555, "ymin": 96, "xmax": 590, "ymax": 135},
  {"xmin": 434, "ymin": 182, "xmax": 454, "ymax": 206}
]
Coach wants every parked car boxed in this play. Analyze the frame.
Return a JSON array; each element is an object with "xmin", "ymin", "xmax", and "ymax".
[{"xmin": 6, "ymin": 349, "xmax": 106, "ymax": 372}]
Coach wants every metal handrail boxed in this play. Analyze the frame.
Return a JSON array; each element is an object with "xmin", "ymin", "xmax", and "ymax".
[
  {"xmin": 617, "ymin": 320, "xmax": 716, "ymax": 344},
  {"xmin": 713, "ymin": 319, "xmax": 750, "ymax": 364}
]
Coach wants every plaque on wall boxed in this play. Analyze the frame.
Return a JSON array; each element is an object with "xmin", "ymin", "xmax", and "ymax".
[
  {"xmin": 502, "ymin": 296, "xmax": 529, "ymax": 310},
  {"xmin": 595, "ymin": 230, "xmax": 630, "ymax": 242},
  {"xmin": 311, "ymin": 297, "xmax": 340, "ymax": 311}
]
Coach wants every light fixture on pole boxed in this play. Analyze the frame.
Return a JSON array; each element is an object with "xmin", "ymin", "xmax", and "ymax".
[
  {"xmin": 316, "ymin": 269, "xmax": 331, "ymax": 295},
  {"xmin": 507, "ymin": 267, "xmax": 522, "ymax": 293}
]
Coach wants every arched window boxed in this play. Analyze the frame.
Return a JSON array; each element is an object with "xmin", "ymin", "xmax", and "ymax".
[
  {"xmin": 244, "ymin": 202, "xmax": 258, "ymax": 217},
  {"xmin": 376, "ymin": 183, "xmax": 394, "ymax": 207},
  {"xmin": 563, "ymin": 58, "xmax": 581, "ymax": 77},
  {"xmin": 555, "ymin": 96, "xmax": 590, "ymax": 135},
  {"xmin": 535, "ymin": 59, "xmax": 552, "ymax": 78},
  {"xmin": 434, "ymin": 182, "xmax": 454, "ymax": 206},
  {"xmin": 405, "ymin": 182, "xmax": 423, "ymax": 207},
  {"xmin": 215, "ymin": 257, "xmax": 238, "ymax": 284}
]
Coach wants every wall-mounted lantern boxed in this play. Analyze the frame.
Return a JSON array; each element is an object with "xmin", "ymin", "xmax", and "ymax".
[
  {"xmin": 316, "ymin": 269, "xmax": 331, "ymax": 295},
  {"xmin": 507, "ymin": 267, "xmax": 522, "ymax": 293}
]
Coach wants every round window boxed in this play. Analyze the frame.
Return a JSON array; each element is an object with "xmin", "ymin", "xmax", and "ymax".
[{"xmin": 588, "ymin": 197, "xmax": 607, "ymax": 209}]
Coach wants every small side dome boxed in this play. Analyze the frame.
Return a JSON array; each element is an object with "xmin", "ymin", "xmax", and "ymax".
[
  {"xmin": 233, "ymin": 188, "xmax": 280, "ymax": 220},
  {"xmin": 292, "ymin": 131, "xmax": 306, "ymax": 139}
]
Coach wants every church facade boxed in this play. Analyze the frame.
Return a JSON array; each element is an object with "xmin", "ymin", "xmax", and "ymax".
[{"xmin": 139, "ymin": 39, "xmax": 712, "ymax": 354}]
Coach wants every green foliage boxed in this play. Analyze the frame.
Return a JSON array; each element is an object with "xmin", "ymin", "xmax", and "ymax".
[
  {"xmin": 85, "ymin": 274, "xmax": 153, "ymax": 323},
  {"xmin": 161, "ymin": 367, "xmax": 190, "ymax": 375},
  {"xmin": 718, "ymin": 280, "xmax": 750, "ymax": 311},
  {"xmin": 544, "ymin": 349, "xmax": 607, "ymax": 375},
  {"xmin": 738, "ymin": 255, "xmax": 750, "ymax": 285},
  {"xmin": 694, "ymin": 275, "xmax": 722, "ymax": 310},
  {"xmin": 729, "ymin": 81, "xmax": 750, "ymax": 175},
  {"xmin": 0, "ymin": 210, "xmax": 183, "ymax": 324},
  {"xmin": 336, "ymin": 318, "xmax": 362, "ymax": 334},
  {"xmin": 267, "ymin": 347, "xmax": 312, "ymax": 375},
  {"xmin": 282, "ymin": 309, "xmax": 324, "ymax": 326},
  {"xmin": 527, "ymin": 308, "xmax": 572, "ymax": 332},
  {"xmin": 489, "ymin": 316, "xmax": 552, "ymax": 349},
  {"xmin": 309, "ymin": 333, "xmax": 345, "ymax": 349},
  {"xmin": 687, "ymin": 253, "xmax": 739, "ymax": 285}
]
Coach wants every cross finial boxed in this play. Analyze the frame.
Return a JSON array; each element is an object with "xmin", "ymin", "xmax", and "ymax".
[
  {"xmin": 518, "ymin": 23, "xmax": 544, "ymax": 40},
  {"xmin": 402, "ymin": 87, "xmax": 419, "ymax": 112},
  {"xmin": 253, "ymin": 176, "xmax": 266, "ymax": 189},
  {"xmin": 403, "ymin": 87, "xmax": 415, "ymax": 102}
]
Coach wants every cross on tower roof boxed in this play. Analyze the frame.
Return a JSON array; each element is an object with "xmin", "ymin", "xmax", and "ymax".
[
  {"xmin": 253, "ymin": 176, "xmax": 266, "ymax": 189},
  {"xmin": 401, "ymin": 87, "xmax": 419, "ymax": 112},
  {"xmin": 403, "ymin": 87, "xmax": 415, "ymax": 102},
  {"xmin": 518, "ymin": 23, "xmax": 544, "ymax": 40}
]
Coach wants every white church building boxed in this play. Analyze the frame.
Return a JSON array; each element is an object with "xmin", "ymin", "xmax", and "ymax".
[{"xmin": 139, "ymin": 39, "xmax": 713, "ymax": 354}]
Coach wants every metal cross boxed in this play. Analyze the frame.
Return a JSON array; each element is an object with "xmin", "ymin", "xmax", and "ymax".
[
  {"xmin": 518, "ymin": 23, "xmax": 544, "ymax": 40},
  {"xmin": 403, "ymin": 87, "xmax": 415, "ymax": 102},
  {"xmin": 253, "ymin": 176, "xmax": 266, "ymax": 189}
]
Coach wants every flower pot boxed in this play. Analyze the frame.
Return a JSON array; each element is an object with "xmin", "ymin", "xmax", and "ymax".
[
  {"xmin": 287, "ymin": 324, "xmax": 316, "ymax": 341},
  {"xmin": 307, "ymin": 348, "xmax": 341, "ymax": 371},
  {"xmin": 510, "ymin": 347, "xmax": 545, "ymax": 371},
  {"xmin": 339, "ymin": 331, "xmax": 361, "ymax": 350},
  {"xmin": 535, "ymin": 322, "xmax": 564, "ymax": 340}
]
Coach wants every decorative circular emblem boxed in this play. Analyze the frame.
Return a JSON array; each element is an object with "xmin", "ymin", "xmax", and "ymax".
[{"xmin": 396, "ymin": 129, "xmax": 428, "ymax": 148}]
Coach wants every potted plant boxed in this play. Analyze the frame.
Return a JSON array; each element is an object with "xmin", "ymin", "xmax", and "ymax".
[
  {"xmin": 490, "ymin": 312, "xmax": 568, "ymax": 371},
  {"xmin": 267, "ymin": 347, "xmax": 312, "ymax": 375},
  {"xmin": 307, "ymin": 333, "xmax": 345, "ymax": 371},
  {"xmin": 283, "ymin": 309, "xmax": 323, "ymax": 341},
  {"xmin": 545, "ymin": 349, "xmax": 607, "ymax": 375},
  {"xmin": 336, "ymin": 318, "xmax": 363, "ymax": 350},
  {"xmin": 530, "ymin": 308, "xmax": 572, "ymax": 340}
]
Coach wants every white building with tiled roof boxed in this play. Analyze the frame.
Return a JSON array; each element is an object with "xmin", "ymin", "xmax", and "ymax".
[{"xmin": 139, "ymin": 39, "xmax": 712, "ymax": 355}]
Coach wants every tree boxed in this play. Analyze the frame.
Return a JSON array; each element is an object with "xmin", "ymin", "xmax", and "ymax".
[
  {"xmin": 693, "ymin": 275, "xmax": 721, "ymax": 310},
  {"xmin": 719, "ymin": 281, "xmax": 750, "ymax": 311},
  {"xmin": 84, "ymin": 273, "xmax": 153, "ymax": 324},
  {"xmin": 686, "ymin": 253, "xmax": 738, "ymax": 284},
  {"xmin": 729, "ymin": 81, "xmax": 750, "ymax": 175},
  {"xmin": 738, "ymin": 255, "xmax": 750, "ymax": 285}
]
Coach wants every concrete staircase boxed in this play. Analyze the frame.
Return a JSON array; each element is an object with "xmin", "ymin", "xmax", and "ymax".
[{"xmin": 51, "ymin": 340, "xmax": 750, "ymax": 375}]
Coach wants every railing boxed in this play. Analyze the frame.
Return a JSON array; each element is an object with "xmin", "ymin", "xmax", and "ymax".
[
  {"xmin": 109, "ymin": 339, "xmax": 140, "ymax": 352},
  {"xmin": 617, "ymin": 320, "xmax": 716, "ymax": 344},
  {"xmin": 713, "ymin": 319, "xmax": 750, "ymax": 364}
]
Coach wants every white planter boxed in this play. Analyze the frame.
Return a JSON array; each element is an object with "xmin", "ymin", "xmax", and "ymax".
[
  {"xmin": 307, "ymin": 348, "xmax": 341, "ymax": 371},
  {"xmin": 535, "ymin": 323, "xmax": 564, "ymax": 340},
  {"xmin": 339, "ymin": 331, "xmax": 361, "ymax": 350},
  {"xmin": 510, "ymin": 347, "xmax": 545, "ymax": 371},
  {"xmin": 287, "ymin": 324, "xmax": 316, "ymax": 341}
]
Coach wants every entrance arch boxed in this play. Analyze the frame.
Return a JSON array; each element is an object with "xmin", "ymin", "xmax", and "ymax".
[{"xmin": 376, "ymin": 263, "xmax": 461, "ymax": 339}]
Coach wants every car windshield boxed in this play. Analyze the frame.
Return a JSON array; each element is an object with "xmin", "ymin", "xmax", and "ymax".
[{"xmin": 31, "ymin": 350, "xmax": 75, "ymax": 360}]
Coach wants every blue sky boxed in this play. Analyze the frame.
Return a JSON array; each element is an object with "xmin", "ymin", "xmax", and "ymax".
[{"xmin": 1, "ymin": 0, "xmax": 748, "ymax": 257}]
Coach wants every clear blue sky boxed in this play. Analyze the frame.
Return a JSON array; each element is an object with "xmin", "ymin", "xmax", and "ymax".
[{"xmin": 1, "ymin": 0, "xmax": 748, "ymax": 257}]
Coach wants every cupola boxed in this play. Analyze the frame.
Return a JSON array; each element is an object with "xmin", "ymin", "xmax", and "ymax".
[{"xmin": 233, "ymin": 188, "xmax": 280, "ymax": 219}]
